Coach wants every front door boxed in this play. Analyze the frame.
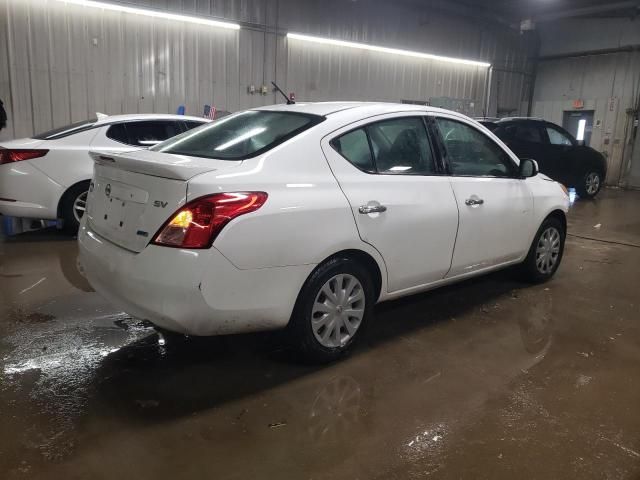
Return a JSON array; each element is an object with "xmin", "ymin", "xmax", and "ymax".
[
  {"xmin": 432, "ymin": 116, "xmax": 534, "ymax": 277},
  {"xmin": 321, "ymin": 114, "xmax": 459, "ymax": 293}
]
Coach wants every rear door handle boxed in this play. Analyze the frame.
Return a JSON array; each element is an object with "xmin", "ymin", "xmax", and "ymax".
[
  {"xmin": 465, "ymin": 198, "xmax": 484, "ymax": 206},
  {"xmin": 358, "ymin": 204, "xmax": 387, "ymax": 214}
]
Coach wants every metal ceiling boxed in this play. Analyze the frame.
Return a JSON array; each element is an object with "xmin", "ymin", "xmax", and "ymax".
[{"xmin": 448, "ymin": 0, "xmax": 640, "ymax": 22}]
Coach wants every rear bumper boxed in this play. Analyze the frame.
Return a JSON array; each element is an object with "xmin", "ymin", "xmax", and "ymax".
[
  {"xmin": 0, "ymin": 162, "xmax": 63, "ymax": 219},
  {"xmin": 78, "ymin": 222, "xmax": 315, "ymax": 335}
]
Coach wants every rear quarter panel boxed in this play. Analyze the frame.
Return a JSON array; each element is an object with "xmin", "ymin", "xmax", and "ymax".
[{"xmin": 186, "ymin": 127, "xmax": 388, "ymax": 279}]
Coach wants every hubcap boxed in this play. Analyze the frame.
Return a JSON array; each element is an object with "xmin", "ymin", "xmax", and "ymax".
[
  {"xmin": 536, "ymin": 227, "xmax": 561, "ymax": 274},
  {"xmin": 73, "ymin": 191, "xmax": 88, "ymax": 222},
  {"xmin": 311, "ymin": 274, "xmax": 365, "ymax": 348},
  {"xmin": 585, "ymin": 172, "xmax": 600, "ymax": 195}
]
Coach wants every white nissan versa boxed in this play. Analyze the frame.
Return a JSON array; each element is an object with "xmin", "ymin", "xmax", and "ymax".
[{"xmin": 78, "ymin": 102, "xmax": 569, "ymax": 362}]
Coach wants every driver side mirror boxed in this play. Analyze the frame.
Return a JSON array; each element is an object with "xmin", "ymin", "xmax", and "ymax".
[{"xmin": 519, "ymin": 158, "xmax": 539, "ymax": 178}]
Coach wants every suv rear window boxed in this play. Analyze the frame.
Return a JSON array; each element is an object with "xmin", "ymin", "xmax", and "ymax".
[
  {"xmin": 33, "ymin": 118, "xmax": 98, "ymax": 140},
  {"xmin": 153, "ymin": 111, "xmax": 324, "ymax": 160}
]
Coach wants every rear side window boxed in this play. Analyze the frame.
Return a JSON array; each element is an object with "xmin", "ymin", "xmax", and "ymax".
[
  {"xmin": 106, "ymin": 123, "xmax": 128, "ymax": 144},
  {"xmin": 154, "ymin": 111, "xmax": 324, "ymax": 160},
  {"xmin": 331, "ymin": 116, "xmax": 436, "ymax": 175},
  {"xmin": 367, "ymin": 117, "xmax": 435, "ymax": 174},
  {"xmin": 331, "ymin": 129, "xmax": 374, "ymax": 172},
  {"xmin": 106, "ymin": 121, "xmax": 182, "ymax": 147},
  {"xmin": 33, "ymin": 118, "xmax": 98, "ymax": 140},
  {"xmin": 184, "ymin": 121, "xmax": 207, "ymax": 130},
  {"xmin": 436, "ymin": 118, "xmax": 516, "ymax": 177},
  {"xmin": 125, "ymin": 121, "xmax": 181, "ymax": 146}
]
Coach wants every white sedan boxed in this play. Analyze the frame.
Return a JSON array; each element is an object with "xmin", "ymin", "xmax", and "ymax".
[
  {"xmin": 78, "ymin": 102, "xmax": 569, "ymax": 362},
  {"xmin": 0, "ymin": 113, "xmax": 209, "ymax": 231}
]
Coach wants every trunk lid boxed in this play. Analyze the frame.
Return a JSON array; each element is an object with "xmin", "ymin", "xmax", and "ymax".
[
  {"xmin": 86, "ymin": 150, "xmax": 241, "ymax": 252},
  {"xmin": 0, "ymin": 138, "xmax": 46, "ymax": 149}
]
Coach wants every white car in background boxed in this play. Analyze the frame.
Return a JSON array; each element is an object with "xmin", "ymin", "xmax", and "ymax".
[
  {"xmin": 79, "ymin": 102, "xmax": 570, "ymax": 362},
  {"xmin": 0, "ymin": 114, "xmax": 210, "ymax": 231}
]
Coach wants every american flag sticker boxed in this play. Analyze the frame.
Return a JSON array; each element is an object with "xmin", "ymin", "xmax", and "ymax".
[{"xmin": 203, "ymin": 104, "xmax": 217, "ymax": 120}]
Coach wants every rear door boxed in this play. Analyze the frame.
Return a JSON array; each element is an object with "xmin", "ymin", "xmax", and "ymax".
[
  {"xmin": 322, "ymin": 113, "xmax": 459, "ymax": 293},
  {"xmin": 432, "ymin": 116, "xmax": 533, "ymax": 277}
]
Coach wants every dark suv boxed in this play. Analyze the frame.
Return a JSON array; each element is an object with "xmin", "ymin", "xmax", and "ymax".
[{"xmin": 479, "ymin": 118, "xmax": 607, "ymax": 198}]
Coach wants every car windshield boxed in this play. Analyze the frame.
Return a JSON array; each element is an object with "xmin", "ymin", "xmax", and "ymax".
[
  {"xmin": 152, "ymin": 110, "xmax": 324, "ymax": 160},
  {"xmin": 33, "ymin": 118, "xmax": 98, "ymax": 140}
]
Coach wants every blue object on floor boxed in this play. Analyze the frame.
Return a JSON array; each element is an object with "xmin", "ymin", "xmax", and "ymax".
[{"xmin": 2, "ymin": 216, "xmax": 16, "ymax": 236}]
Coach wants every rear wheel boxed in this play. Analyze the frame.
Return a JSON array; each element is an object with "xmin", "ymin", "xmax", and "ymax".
[
  {"xmin": 287, "ymin": 257, "xmax": 374, "ymax": 363},
  {"xmin": 519, "ymin": 216, "xmax": 565, "ymax": 283},
  {"xmin": 576, "ymin": 170, "xmax": 602, "ymax": 198},
  {"xmin": 61, "ymin": 182, "xmax": 90, "ymax": 233}
]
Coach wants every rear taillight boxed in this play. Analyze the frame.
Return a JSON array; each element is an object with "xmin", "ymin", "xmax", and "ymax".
[
  {"xmin": 152, "ymin": 192, "xmax": 268, "ymax": 249},
  {"xmin": 0, "ymin": 149, "xmax": 49, "ymax": 165}
]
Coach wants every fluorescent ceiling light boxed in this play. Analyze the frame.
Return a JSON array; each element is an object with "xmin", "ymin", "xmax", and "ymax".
[
  {"xmin": 54, "ymin": 0, "xmax": 241, "ymax": 30},
  {"xmin": 287, "ymin": 32, "xmax": 490, "ymax": 68}
]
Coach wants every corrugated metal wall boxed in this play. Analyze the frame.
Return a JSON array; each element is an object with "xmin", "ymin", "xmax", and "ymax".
[{"xmin": 0, "ymin": 0, "xmax": 535, "ymax": 140}]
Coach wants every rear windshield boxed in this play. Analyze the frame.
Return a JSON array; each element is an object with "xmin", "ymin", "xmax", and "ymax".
[
  {"xmin": 152, "ymin": 110, "xmax": 324, "ymax": 160},
  {"xmin": 33, "ymin": 118, "xmax": 98, "ymax": 140}
]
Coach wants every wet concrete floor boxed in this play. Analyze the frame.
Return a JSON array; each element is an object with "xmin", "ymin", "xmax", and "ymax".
[{"xmin": 1, "ymin": 188, "xmax": 639, "ymax": 479}]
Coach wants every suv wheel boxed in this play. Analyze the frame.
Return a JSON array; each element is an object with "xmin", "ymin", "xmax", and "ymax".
[
  {"xmin": 576, "ymin": 171, "xmax": 602, "ymax": 198},
  {"xmin": 287, "ymin": 257, "xmax": 374, "ymax": 363}
]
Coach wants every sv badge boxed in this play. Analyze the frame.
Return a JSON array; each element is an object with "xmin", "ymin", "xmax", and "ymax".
[{"xmin": 153, "ymin": 200, "xmax": 168, "ymax": 208}]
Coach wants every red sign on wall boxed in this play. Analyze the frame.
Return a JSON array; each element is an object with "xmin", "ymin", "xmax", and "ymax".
[{"xmin": 572, "ymin": 99, "xmax": 584, "ymax": 109}]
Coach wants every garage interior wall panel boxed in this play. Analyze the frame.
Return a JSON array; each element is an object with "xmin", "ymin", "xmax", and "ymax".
[{"xmin": 0, "ymin": 0, "xmax": 534, "ymax": 140}]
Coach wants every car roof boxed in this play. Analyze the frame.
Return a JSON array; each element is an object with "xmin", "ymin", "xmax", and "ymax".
[
  {"xmin": 253, "ymin": 101, "xmax": 471, "ymax": 119},
  {"xmin": 93, "ymin": 113, "xmax": 210, "ymax": 125}
]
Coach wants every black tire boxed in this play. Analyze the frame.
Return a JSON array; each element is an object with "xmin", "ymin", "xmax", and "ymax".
[
  {"xmin": 519, "ymin": 216, "xmax": 566, "ymax": 283},
  {"xmin": 286, "ymin": 256, "xmax": 375, "ymax": 364},
  {"xmin": 575, "ymin": 170, "xmax": 602, "ymax": 199},
  {"xmin": 60, "ymin": 182, "xmax": 90, "ymax": 233}
]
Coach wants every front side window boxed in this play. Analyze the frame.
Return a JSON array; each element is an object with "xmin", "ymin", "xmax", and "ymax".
[
  {"xmin": 546, "ymin": 126, "xmax": 573, "ymax": 146},
  {"xmin": 154, "ymin": 111, "xmax": 323, "ymax": 160},
  {"xmin": 436, "ymin": 118, "xmax": 516, "ymax": 177},
  {"xmin": 331, "ymin": 116, "xmax": 436, "ymax": 175}
]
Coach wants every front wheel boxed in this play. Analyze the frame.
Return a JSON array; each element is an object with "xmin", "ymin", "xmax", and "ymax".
[
  {"xmin": 519, "ymin": 216, "xmax": 566, "ymax": 283},
  {"xmin": 576, "ymin": 170, "xmax": 602, "ymax": 198},
  {"xmin": 287, "ymin": 257, "xmax": 375, "ymax": 363}
]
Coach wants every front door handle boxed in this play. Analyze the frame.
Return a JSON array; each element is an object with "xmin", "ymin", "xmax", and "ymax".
[
  {"xmin": 465, "ymin": 198, "xmax": 484, "ymax": 206},
  {"xmin": 359, "ymin": 204, "xmax": 387, "ymax": 214}
]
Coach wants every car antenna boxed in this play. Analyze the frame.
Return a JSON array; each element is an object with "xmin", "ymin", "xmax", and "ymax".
[{"xmin": 271, "ymin": 81, "xmax": 294, "ymax": 104}]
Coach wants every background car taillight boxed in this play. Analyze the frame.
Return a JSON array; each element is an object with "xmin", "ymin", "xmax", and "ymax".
[
  {"xmin": 152, "ymin": 192, "xmax": 268, "ymax": 249},
  {"xmin": 0, "ymin": 148, "xmax": 49, "ymax": 165}
]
